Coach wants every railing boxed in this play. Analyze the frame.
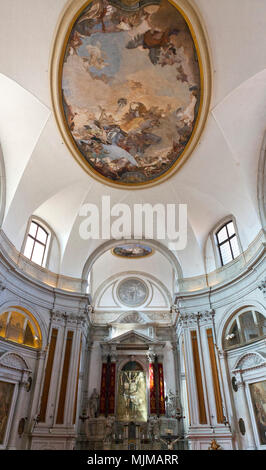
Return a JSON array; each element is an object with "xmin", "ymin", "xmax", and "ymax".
[{"xmin": 0, "ymin": 228, "xmax": 265, "ymax": 295}]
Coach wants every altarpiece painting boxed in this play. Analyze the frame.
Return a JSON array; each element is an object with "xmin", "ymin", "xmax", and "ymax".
[
  {"xmin": 250, "ymin": 380, "xmax": 266, "ymax": 445},
  {"xmin": 0, "ymin": 381, "xmax": 15, "ymax": 445}
]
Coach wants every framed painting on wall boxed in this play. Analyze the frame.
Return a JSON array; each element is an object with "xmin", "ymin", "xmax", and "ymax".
[
  {"xmin": 0, "ymin": 380, "xmax": 15, "ymax": 445},
  {"xmin": 249, "ymin": 380, "xmax": 266, "ymax": 445}
]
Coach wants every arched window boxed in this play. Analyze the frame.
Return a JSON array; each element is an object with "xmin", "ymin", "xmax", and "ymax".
[
  {"xmin": 216, "ymin": 220, "xmax": 240, "ymax": 266},
  {"xmin": 0, "ymin": 307, "xmax": 41, "ymax": 349},
  {"xmin": 23, "ymin": 220, "xmax": 49, "ymax": 266},
  {"xmin": 224, "ymin": 308, "xmax": 266, "ymax": 350}
]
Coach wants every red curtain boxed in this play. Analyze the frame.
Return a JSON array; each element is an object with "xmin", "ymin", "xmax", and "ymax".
[
  {"xmin": 99, "ymin": 362, "xmax": 116, "ymax": 414},
  {"xmin": 108, "ymin": 362, "xmax": 116, "ymax": 414},
  {"xmin": 158, "ymin": 363, "xmax": 165, "ymax": 415},
  {"xmin": 99, "ymin": 363, "xmax": 107, "ymax": 414},
  {"xmin": 149, "ymin": 363, "xmax": 156, "ymax": 414}
]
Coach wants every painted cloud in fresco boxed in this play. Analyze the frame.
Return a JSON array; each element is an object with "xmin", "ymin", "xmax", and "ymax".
[{"xmin": 62, "ymin": 0, "xmax": 201, "ymax": 184}]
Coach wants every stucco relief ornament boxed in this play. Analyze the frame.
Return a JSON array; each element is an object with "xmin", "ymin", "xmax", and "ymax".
[
  {"xmin": 104, "ymin": 416, "xmax": 115, "ymax": 442},
  {"xmin": 165, "ymin": 389, "xmax": 183, "ymax": 419},
  {"xmin": 117, "ymin": 278, "xmax": 148, "ymax": 307},
  {"xmin": 258, "ymin": 279, "xmax": 266, "ymax": 295},
  {"xmin": 234, "ymin": 353, "xmax": 266, "ymax": 371},
  {"xmin": 148, "ymin": 416, "xmax": 160, "ymax": 440},
  {"xmin": 0, "ymin": 352, "xmax": 29, "ymax": 372},
  {"xmin": 120, "ymin": 312, "xmax": 144, "ymax": 323}
]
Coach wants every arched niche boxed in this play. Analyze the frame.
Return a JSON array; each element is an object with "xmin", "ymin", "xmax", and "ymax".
[
  {"xmin": 116, "ymin": 359, "xmax": 148, "ymax": 423},
  {"xmin": 0, "ymin": 305, "xmax": 43, "ymax": 350}
]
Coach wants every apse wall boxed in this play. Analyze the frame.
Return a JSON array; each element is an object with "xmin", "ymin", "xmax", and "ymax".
[{"xmin": 90, "ymin": 250, "xmax": 174, "ymax": 299}]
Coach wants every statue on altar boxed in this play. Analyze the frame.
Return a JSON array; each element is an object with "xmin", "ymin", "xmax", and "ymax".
[
  {"xmin": 88, "ymin": 388, "xmax": 99, "ymax": 418},
  {"xmin": 148, "ymin": 416, "xmax": 160, "ymax": 440}
]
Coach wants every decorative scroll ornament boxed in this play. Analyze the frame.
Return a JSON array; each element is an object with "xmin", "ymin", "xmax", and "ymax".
[
  {"xmin": 119, "ymin": 312, "xmax": 145, "ymax": 323},
  {"xmin": 233, "ymin": 352, "xmax": 266, "ymax": 372}
]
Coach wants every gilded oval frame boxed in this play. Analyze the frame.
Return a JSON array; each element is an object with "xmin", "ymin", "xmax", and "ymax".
[
  {"xmin": 50, "ymin": 0, "xmax": 212, "ymax": 189},
  {"xmin": 111, "ymin": 243, "xmax": 154, "ymax": 259}
]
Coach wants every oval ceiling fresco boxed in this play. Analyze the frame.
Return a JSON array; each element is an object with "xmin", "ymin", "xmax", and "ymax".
[
  {"xmin": 112, "ymin": 243, "xmax": 153, "ymax": 258},
  {"xmin": 54, "ymin": 0, "xmax": 210, "ymax": 187}
]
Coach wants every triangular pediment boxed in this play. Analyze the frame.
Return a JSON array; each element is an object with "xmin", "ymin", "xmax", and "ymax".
[{"xmin": 106, "ymin": 329, "xmax": 158, "ymax": 345}]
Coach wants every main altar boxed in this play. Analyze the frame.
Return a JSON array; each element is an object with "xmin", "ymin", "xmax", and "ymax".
[{"xmin": 77, "ymin": 317, "xmax": 186, "ymax": 450}]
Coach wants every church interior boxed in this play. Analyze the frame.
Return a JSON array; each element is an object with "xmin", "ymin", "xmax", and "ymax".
[{"xmin": 0, "ymin": 0, "xmax": 265, "ymax": 451}]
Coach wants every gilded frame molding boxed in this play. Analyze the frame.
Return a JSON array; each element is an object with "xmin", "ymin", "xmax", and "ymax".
[
  {"xmin": 50, "ymin": 0, "xmax": 212, "ymax": 189},
  {"xmin": 111, "ymin": 244, "xmax": 154, "ymax": 259}
]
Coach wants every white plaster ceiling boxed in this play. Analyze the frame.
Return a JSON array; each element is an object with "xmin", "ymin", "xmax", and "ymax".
[{"xmin": 0, "ymin": 0, "xmax": 265, "ymax": 280}]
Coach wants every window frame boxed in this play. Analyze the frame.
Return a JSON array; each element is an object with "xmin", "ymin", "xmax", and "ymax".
[
  {"xmin": 210, "ymin": 215, "xmax": 243, "ymax": 269},
  {"xmin": 24, "ymin": 221, "xmax": 49, "ymax": 266},
  {"xmin": 224, "ymin": 308, "xmax": 266, "ymax": 351},
  {"xmin": 216, "ymin": 220, "xmax": 240, "ymax": 266},
  {"xmin": 21, "ymin": 216, "xmax": 53, "ymax": 268}
]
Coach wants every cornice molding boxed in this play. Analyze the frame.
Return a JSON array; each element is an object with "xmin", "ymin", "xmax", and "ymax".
[{"xmin": 0, "ymin": 229, "xmax": 265, "ymax": 300}]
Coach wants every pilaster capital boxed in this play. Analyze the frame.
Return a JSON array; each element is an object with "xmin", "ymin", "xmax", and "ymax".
[
  {"xmin": 146, "ymin": 351, "xmax": 156, "ymax": 363},
  {"xmin": 177, "ymin": 309, "xmax": 215, "ymax": 329},
  {"xmin": 50, "ymin": 309, "xmax": 67, "ymax": 325},
  {"xmin": 50, "ymin": 309, "xmax": 87, "ymax": 327},
  {"xmin": 37, "ymin": 350, "xmax": 47, "ymax": 360},
  {"xmin": 85, "ymin": 304, "xmax": 94, "ymax": 314}
]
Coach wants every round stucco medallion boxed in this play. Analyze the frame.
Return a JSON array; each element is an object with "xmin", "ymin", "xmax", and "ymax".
[{"xmin": 117, "ymin": 277, "xmax": 148, "ymax": 306}]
